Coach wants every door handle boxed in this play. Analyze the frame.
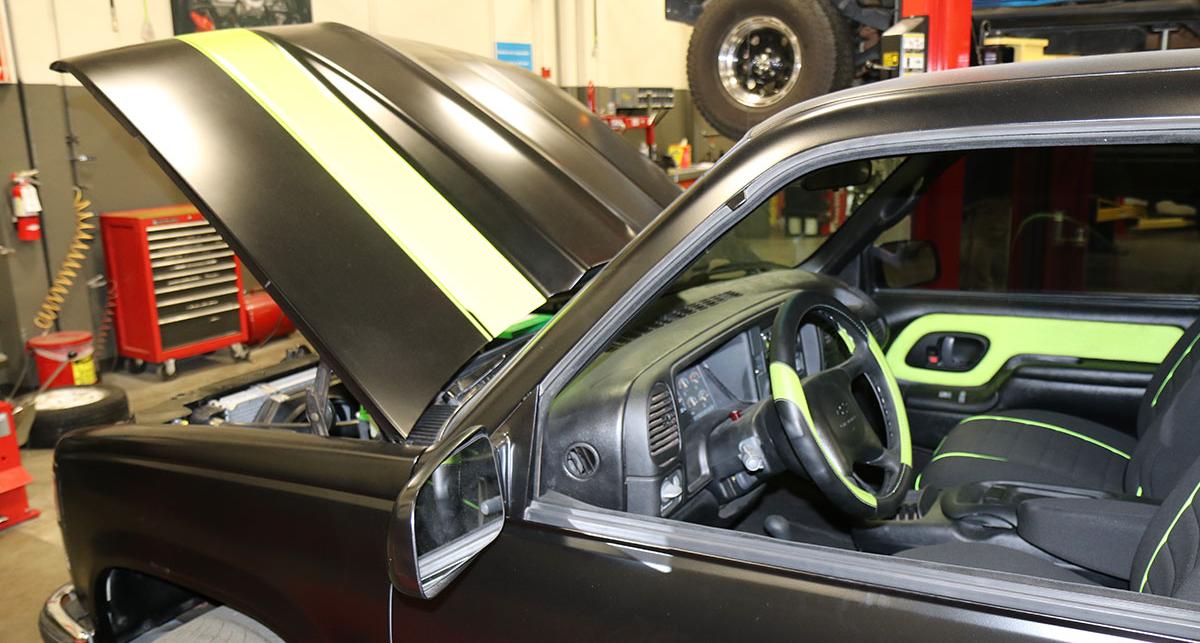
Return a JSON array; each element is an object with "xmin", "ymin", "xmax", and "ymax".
[{"xmin": 904, "ymin": 332, "xmax": 989, "ymax": 372}]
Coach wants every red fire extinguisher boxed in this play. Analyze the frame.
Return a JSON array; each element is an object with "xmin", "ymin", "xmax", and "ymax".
[{"xmin": 10, "ymin": 170, "xmax": 43, "ymax": 242}]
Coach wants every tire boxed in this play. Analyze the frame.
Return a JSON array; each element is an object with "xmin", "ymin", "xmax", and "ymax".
[
  {"xmin": 820, "ymin": 0, "xmax": 856, "ymax": 91},
  {"xmin": 687, "ymin": 0, "xmax": 852, "ymax": 140},
  {"xmin": 28, "ymin": 384, "xmax": 131, "ymax": 448}
]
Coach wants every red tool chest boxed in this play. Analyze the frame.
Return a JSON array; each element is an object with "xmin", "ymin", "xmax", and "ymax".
[{"xmin": 101, "ymin": 205, "xmax": 249, "ymax": 376}]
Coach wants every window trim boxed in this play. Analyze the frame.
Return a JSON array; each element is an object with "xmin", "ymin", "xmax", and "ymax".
[
  {"xmin": 528, "ymin": 119, "xmax": 1200, "ymax": 637},
  {"xmin": 871, "ymin": 285, "xmax": 1200, "ymax": 309}
]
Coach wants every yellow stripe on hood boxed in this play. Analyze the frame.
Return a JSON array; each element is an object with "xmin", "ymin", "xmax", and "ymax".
[{"xmin": 179, "ymin": 29, "xmax": 544, "ymax": 337}]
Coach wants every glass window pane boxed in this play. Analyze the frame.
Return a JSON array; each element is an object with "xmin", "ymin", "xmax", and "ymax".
[{"xmin": 875, "ymin": 144, "xmax": 1200, "ymax": 295}]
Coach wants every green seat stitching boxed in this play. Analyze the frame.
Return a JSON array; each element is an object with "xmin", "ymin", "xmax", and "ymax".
[
  {"xmin": 915, "ymin": 452, "xmax": 1007, "ymax": 490},
  {"xmin": 1138, "ymin": 479, "xmax": 1200, "ymax": 593},
  {"xmin": 1151, "ymin": 333, "xmax": 1200, "ymax": 407},
  {"xmin": 960, "ymin": 415, "xmax": 1131, "ymax": 460}
]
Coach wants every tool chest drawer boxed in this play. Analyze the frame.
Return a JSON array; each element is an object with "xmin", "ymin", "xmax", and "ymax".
[
  {"xmin": 157, "ymin": 287, "xmax": 241, "ymax": 318},
  {"xmin": 154, "ymin": 269, "xmax": 240, "ymax": 296},
  {"xmin": 101, "ymin": 205, "xmax": 249, "ymax": 365},
  {"xmin": 159, "ymin": 308, "xmax": 243, "ymax": 350}
]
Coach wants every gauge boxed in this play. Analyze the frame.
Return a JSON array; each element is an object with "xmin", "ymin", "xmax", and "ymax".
[{"xmin": 676, "ymin": 366, "xmax": 715, "ymax": 417}]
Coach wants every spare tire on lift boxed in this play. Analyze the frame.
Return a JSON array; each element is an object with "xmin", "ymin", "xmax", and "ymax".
[
  {"xmin": 27, "ymin": 384, "xmax": 131, "ymax": 448},
  {"xmin": 687, "ymin": 0, "xmax": 853, "ymax": 140}
]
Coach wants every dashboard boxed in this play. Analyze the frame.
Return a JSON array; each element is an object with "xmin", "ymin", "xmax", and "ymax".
[{"xmin": 541, "ymin": 269, "xmax": 885, "ymax": 521}]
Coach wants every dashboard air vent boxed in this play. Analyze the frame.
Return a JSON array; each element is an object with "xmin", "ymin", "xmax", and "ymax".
[
  {"xmin": 564, "ymin": 443, "xmax": 601, "ymax": 480},
  {"xmin": 647, "ymin": 383, "xmax": 681, "ymax": 462},
  {"xmin": 610, "ymin": 291, "xmax": 741, "ymax": 349}
]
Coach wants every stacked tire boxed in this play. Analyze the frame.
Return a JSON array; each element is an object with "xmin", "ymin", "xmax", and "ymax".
[{"xmin": 27, "ymin": 385, "xmax": 131, "ymax": 448}]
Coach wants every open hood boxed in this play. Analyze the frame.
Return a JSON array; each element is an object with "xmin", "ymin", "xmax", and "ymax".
[{"xmin": 55, "ymin": 24, "xmax": 679, "ymax": 438}]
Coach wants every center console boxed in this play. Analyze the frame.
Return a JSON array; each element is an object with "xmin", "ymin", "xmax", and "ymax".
[{"xmin": 853, "ymin": 480, "xmax": 1156, "ymax": 585}]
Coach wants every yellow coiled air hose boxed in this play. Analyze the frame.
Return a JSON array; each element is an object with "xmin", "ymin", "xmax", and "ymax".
[{"xmin": 33, "ymin": 189, "xmax": 95, "ymax": 332}]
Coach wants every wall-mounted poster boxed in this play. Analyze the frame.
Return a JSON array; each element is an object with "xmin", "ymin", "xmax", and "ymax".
[
  {"xmin": 495, "ymin": 42, "xmax": 534, "ymax": 71},
  {"xmin": 172, "ymin": 0, "xmax": 312, "ymax": 35}
]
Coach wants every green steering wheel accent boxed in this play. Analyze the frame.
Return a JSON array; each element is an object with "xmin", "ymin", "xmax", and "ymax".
[
  {"xmin": 1139, "ymin": 478, "xmax": 1200, "ymax": 593},
  {"xmin": 886, "ymin": 314, "xmax": 1183, "ymax": 388},
  {"xmin": 769, "ymin": 361, "xmax": 878, "ymax": 508},
  {"xmin": 867, "ymin": 333, "xmax": 912, "ymax": 467},
  {"xmin": 836, "ymin": 327, "xmax": 857, "ymax": 353},
  {"xmin": 769, "ymin": 361, "xmax": 814, "ymax": 425},
  {"xmin": 960, "ymin": 415, "xmax": 1131, "ymax": 459}
]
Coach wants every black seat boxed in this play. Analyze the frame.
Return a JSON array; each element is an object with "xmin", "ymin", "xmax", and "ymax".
[
  {"xmin": 899, "ymin": 454, "xmax": 1200, "ymax": 601},
  {"xmin": 917, "ymin": 318, "xmax": 1200, "ymax": 500}
]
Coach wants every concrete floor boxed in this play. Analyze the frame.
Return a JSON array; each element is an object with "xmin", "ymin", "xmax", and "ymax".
[{"xmin": 0, "ymin": 337, "xmax": 308, "ymax": 643}]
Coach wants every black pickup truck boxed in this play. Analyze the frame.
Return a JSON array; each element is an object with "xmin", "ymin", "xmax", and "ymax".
[{"xmin": 42, "ymin": 22, "xmax": 1200, "ymax": 642}]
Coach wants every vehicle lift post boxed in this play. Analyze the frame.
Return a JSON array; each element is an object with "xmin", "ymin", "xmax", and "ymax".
[
  {"xmin": 0, "ymin": 400, "xmax": 40, "ymax": 532},
  {"xmin": 901, "ymin": 0, "xmax": 972, "ymax": 289},
  {"xmin": 900, "ymin": 0, "xmax": 972, "ymax": 72}
]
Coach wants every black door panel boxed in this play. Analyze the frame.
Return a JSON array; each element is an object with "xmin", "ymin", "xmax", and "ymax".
[
  {"xmin": 905, "ymin": 369, "xmax": 1150, "ymax": 462},
  {"xmin": 390, "ymin": 522, "xmax": 1144, "ymax": 641},
  {"xmin": 875, "ymin": 289, "xmax": 1198, "ymax": 449},
  {"xmin": 1002, "ymin": 367, "xmax": 1151, "ymax": 431}
]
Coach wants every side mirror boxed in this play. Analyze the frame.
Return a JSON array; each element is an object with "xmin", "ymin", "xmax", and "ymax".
[
  {"xmin": 874, "ymin": 239, "xmax": 939, "ymax": 289},
  {"xmin": 388, "ymin": 429, "xmax": 504, "ymax": 599}
]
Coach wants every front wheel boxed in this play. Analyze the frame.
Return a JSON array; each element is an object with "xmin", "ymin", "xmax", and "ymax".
[{"xmin": 687, "ymin": 0, "xmax": 852, "ymax": 140}]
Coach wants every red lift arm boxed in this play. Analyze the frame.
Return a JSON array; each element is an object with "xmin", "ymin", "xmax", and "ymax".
[{"xmin": 904, "ymin": 0, "xmax": 972, "ymax": 289}]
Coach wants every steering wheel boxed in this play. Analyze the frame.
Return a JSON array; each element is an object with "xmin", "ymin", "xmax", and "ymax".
[{"xmin": 769, "ymin": 292, "xmax": 913, "ymax": 519}]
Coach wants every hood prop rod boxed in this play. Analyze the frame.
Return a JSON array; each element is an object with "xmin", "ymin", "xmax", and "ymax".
[{"xmin": 305, "ymin": 362, "xmax": 334, "ymax": 437}]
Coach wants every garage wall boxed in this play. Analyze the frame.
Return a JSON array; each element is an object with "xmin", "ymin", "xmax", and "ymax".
[
  {"xmin": 7, "ymin": 0, "xmax": 176, "ymax": 85},
  {"xmin": 556, "ymin": 0, "xmax": 692, "ymax": 87},
  {"xmin": 1, "ymin": 1, "xmax": 187, "ymax": 386},
  {"xmin": 8, "ymin": 0, "xmax": 694, "ymax": 88},
  {"xmin": 314, "ymin": 0, "xmax": 692, "ymax": 88},
  {"xmin": 0, "ymin": 80, "xmax": 189, "ymax": 386},
  {"xmin": 0, "ymin": 0, "xmax": 700, "ymax": 386}
]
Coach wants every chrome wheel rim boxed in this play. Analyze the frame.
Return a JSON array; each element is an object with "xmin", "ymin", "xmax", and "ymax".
[{"xmin": 717, "ymin": 16, "xmax": 801, "ymax": 108}]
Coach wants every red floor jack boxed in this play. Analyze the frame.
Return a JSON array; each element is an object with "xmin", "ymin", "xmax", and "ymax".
[{"xmin": 0, "ymin": 400, "xmax": 39, "ymax": 532}]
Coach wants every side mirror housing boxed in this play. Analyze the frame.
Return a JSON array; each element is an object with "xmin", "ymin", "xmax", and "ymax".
[
  {"xmin": 874, "ymin": 239, "xmax": 939, "ymax": 289},
  {"xmin": 388, "ymin": 429, "xmax": 504, "ymax": 599}
]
